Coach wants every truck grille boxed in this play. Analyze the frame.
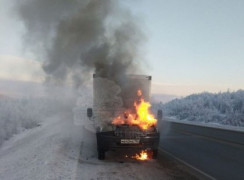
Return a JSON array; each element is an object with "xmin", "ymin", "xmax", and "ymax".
[{"xmin": 114, "ymin": 124, "xmax": 146, "ymax": 138}]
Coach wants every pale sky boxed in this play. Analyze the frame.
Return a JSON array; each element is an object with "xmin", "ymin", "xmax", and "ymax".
[{"xmin": 0, "ymin": 0, "xmax": 244, "ymax": 96}]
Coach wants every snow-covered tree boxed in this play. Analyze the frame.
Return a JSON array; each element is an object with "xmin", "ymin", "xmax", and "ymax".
[{"xmin": 160, "ymin": 90, "xmax": 244, "ymax": 127}]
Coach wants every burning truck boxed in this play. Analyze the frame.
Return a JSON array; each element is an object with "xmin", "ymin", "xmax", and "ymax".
[{"xmin": 87, "ymin": 74, "xmax": 162, "ymax": 160}]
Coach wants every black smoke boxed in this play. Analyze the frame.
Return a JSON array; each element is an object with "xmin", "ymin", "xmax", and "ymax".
[{"xmin": 16, "ymin": 0, "xmax": 145, "ymax": 87}]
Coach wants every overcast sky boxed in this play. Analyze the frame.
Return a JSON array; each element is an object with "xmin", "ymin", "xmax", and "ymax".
[{"xmin": 0, "ymin": 0, "xmax": 244, "ymax": 96}]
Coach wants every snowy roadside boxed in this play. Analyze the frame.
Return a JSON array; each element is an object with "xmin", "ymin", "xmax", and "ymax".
[{"xmin": 0, "ymin": 110, "xmax": 83, "ymax": 180}]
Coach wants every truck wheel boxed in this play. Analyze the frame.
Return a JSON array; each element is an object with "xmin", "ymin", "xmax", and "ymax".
[
  {"xmin": 98, "ymin": 150, "xmax": 105, "ymax": 160},
  {"xmin": 152, "ymin": 149, "xmax": 158, "ymax": 159}
]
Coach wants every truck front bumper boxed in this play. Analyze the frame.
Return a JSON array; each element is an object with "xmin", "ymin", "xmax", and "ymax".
[{"xmin": 96, "ymin": 131, "xmax": 160, "ymax": 152}]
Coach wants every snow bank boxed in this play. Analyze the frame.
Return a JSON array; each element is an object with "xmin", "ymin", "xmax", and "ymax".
[{"xmin": 0, "ymin": 97, "xmax": 59, "ymax": 145}]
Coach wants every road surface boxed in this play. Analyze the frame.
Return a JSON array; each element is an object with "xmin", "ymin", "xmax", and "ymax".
[{"xmin": 160, "ymin": 120, "xmax": 244, "ymax": 180}]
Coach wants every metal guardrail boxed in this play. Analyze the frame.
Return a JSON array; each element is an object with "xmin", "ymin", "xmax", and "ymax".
[
  {"xmin": 164, "ymin": 117, "xmax": 244, "ymax": 132},
  {"xmin": 163, "ymin": 118, "xmax": 244, "ymax": 145},
  {"xmin": 159, "ymin": 118, "xmax": 244, "ymax": 180}
]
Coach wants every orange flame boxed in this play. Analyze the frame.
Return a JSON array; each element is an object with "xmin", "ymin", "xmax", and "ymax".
[
  {"xmin": 112, "ymin": 89, "xmax": 157, "ymax": 130},
  {"xmin": 132, "ymin": 150, "xmax": 149, "ymax": 161}
]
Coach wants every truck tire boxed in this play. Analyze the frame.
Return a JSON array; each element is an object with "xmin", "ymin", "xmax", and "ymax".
[
  {"xmin": 152, "ymin": 149, "xmax": 158, "ymax": 159},
  {"xmin": 98, "ymin": 150, "xmax": 105, "ymax": 160}
]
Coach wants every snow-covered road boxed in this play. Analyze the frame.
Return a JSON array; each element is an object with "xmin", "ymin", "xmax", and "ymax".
[
  {"xmin": 0, "ymin": 110, "xmax": 191, "ymax": 180},
  {"xmin": 0, "ymin": 111, "xmax": 82, "ymax": 180}
]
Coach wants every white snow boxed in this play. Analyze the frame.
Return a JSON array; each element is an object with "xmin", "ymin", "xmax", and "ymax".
[{"xmin": 0, "ymin": 111, "xmax": 81, "ymax": 180}]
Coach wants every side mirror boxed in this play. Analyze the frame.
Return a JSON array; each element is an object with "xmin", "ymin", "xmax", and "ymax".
[
  {"xmin": 87, "ymin": 108, "xmax": 93, "ymax": 118},
  {"xmin": 157, "ymin": 109, "xmax": 163, "ymax": 121}
]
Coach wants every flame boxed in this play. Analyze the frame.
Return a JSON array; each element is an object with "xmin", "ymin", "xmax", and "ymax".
[
  {"xmin": 132, "ymin": 150, "xmax": 149, "ymax": 161},
  {"xmin": 112, "ymin": 89, "xmax": 157, "ymax": 130}
]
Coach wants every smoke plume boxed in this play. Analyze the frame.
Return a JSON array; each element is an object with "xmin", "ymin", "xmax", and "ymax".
[{"xmin": 16, "ymin": 0, "xmax": 145, "ymax": 86}]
